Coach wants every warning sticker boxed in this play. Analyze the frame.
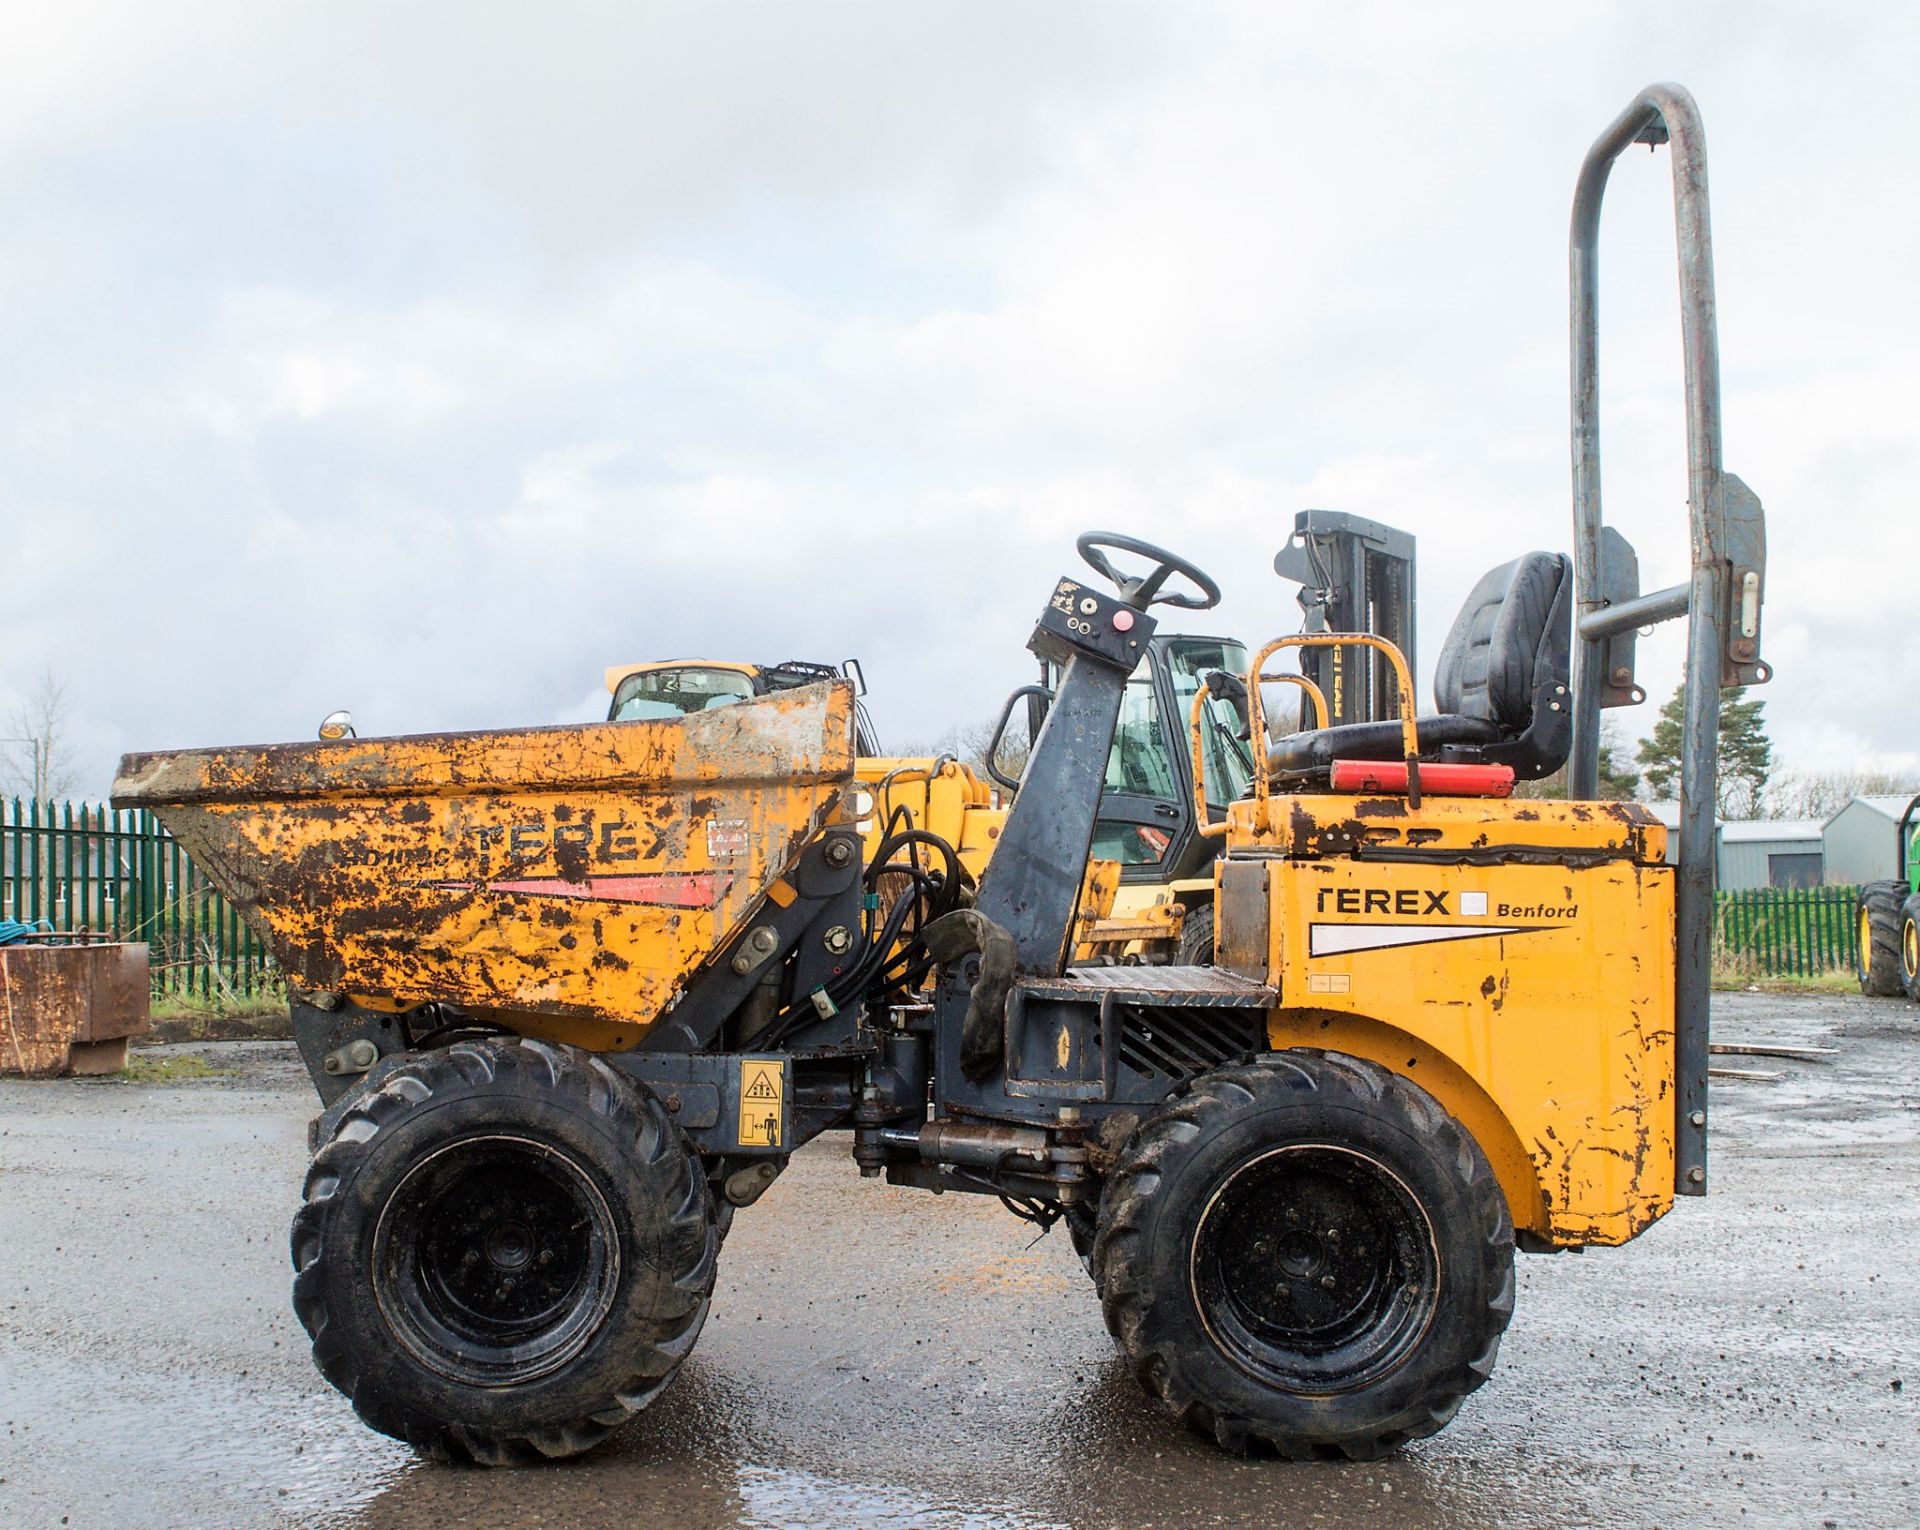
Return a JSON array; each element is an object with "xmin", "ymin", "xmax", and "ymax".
[
  {"xmin": 707, "ymin": 818, "xmax": 750, "ymax": 857},
  {"xmin": 737, "ymin": 1057, "xmax": 785, "ymax": 1149}
]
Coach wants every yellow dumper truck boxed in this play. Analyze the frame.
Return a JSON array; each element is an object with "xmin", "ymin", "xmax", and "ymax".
[{"xmin": 112, "ymin": 84, "xmax": 1766, "ymax": 1465}]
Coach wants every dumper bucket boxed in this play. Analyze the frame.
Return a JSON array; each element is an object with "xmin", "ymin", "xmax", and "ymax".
[{"xmin": 111, "ymin": 683, "xmax": 856, "ymax": 1046}]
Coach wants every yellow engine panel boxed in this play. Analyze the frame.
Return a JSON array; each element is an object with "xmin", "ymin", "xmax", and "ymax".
[
  {"xmin": 1227, "ymin": 793, "xmax": 1675, "ymax": 1248},
  {"xmin": 851, "ymin": 756, "xmax": 1003, "ymax": 884}
]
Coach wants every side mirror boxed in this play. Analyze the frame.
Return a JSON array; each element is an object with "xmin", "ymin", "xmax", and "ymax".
[
  {"xmin": 318, "ymin": 710, "xmax": 356, "ymax": 741},
  {"xmin": 841, "ymin": 658, "xmax": 868, "ymax": 697},
  {"xmin": 1203, "ymin": 671, "xmax": 1252, "ymax": 739}
]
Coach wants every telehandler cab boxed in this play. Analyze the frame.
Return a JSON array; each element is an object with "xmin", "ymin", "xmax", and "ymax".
[{"xmin": 111, "ymin": 82, "xmax": 1767, "ymax": 1465}]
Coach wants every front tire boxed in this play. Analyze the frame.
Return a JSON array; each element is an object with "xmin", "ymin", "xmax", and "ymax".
[
  {"xmin": 1900, "ymin": 892, "xmax": 1920, "ymax": 1003},
  {"xmin": 291, "ymin": 1038, "xmax": 717, "ymax": 1464},
  {"xmin": 1857, "ymin": 882, "xmax": 1906, "ymax": 997},
  {"xmin": 1093, "ymin": 1051, "xmax": 1514, "ymax": 1459}
]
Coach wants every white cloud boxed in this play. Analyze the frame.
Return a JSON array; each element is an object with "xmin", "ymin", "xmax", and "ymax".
[{"xmin": 1, "ymin": 0, "xmax": 1916, "ymax": 799}]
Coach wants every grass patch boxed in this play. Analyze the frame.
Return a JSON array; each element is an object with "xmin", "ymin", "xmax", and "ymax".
[
  {"xmin": 119, "ymin": 1052, "xmax": 232, "ymax": 1084},
  {"xmin": 146, "ymin": 986, "xmax": 291, "ymax": 1044},
  {"xmin": 1711, "ymin": 966, "xmax": 1859, "ymax": 995}
]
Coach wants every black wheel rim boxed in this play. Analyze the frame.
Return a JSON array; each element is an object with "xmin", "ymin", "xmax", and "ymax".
[
  {"xmin": 372, "ymin": 1134, "xmax": 620, "ymax": 1386},
  {"xmin": 1190, "ymin": 1144, "xmax": 1439, "ymax": 1394}
]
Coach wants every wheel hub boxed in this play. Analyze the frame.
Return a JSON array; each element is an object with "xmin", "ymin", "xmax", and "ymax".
[
  {"xmin": 372, "ymin": 1134, "xmax": 621, "ymax": 1387},
  {"xmin": 1191, "ymin": 1143, "xmax": 1439, "ymax": 1394},
  {"xmin": 483, "ymin": 1222, "xmax": 534, "ymax": 1272}
]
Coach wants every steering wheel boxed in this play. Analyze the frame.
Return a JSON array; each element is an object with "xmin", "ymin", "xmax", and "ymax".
[{"xmin": 1076, "ymin": 531, "xmax": 1222, "ymax": 611}]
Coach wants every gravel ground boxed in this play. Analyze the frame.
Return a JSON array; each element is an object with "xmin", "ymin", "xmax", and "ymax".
[{"xmin": 1, "ymin": 991, "xmax": 1915, "ymax": 1529}]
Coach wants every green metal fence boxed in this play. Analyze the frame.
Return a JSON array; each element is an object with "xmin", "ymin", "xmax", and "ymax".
[
  {"xmin": 1713, "ymin": 885, "xmax": 1859, "ymax": 979},
  {"xmin": 1, "ymin": 799, "xmax": 277, "ymax": 1001}
]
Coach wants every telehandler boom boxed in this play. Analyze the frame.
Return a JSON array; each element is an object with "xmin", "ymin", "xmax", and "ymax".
[{"xmin": 111, "ymin": 82, "xmax": 1767, "ymax": 1465}]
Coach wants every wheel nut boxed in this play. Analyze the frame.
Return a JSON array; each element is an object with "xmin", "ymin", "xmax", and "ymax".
[
  {"xmin": 1319, "ymin": 1275, "xmax": 1337, "ymax": 1290},
  {"xmin": 537, "ymin": 1249, "xmax": 554, "ymax": 1267}
]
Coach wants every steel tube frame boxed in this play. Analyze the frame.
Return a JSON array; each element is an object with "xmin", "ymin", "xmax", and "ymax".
[
  {"xmin": 1569, "ymin": 82, "xmax": 1726, "ymax": 1195},
  {"xmin": 1576, "ymin": 581, "xmax": 1691, "ymax": 642}
]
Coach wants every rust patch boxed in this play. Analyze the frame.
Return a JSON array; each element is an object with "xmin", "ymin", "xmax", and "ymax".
[{"xmin": 1288, "ymin": 801, "xmax": 1318, "ymax": 858}]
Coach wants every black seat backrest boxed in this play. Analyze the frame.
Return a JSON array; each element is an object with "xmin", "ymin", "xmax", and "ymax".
[
  {"xmin": 1262, "ymin": 549, "xmax": 1573, "ymax": 785},
  {"xmin": 1432, "ymin": 551, "xmax": 1571, "ymax": 730}
]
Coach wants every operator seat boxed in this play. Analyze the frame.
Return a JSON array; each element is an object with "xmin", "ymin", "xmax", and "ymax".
[{"xmin": 1266, "ymin": 550, "xmax": 1573, "ymax": 784}]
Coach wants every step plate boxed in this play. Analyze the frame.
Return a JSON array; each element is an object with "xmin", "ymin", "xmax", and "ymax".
[{"xmin": 1013, "ymin": 964, "xmax": 1277, "ymax": 1008}]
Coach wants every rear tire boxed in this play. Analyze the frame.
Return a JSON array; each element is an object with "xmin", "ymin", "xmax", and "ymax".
[
  {"xmin": 1900, "ymin": 892, "xmax": 1920, "ymax": 1003},
  {"xmin": 1093, "ymin": 1051, "xmax": 1514, "ymax": 1459},
  {"xmin": 291, "ymin": 1038, "xmax": 717, "ymax": 1464},
  {"xmin": 1857, "ymin": 882, "xmax": 1907, "ymax": 997}
]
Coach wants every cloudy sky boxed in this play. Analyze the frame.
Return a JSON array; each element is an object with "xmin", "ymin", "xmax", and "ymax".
[{"xmin": 2, "ymin": 1, "xmax": 1915, "ymax": 800}]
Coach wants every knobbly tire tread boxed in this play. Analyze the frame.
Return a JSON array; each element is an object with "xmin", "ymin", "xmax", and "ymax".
[
  {"xmin": 1177, "ymin": 903, "xmax": 1216, "ymax": 967},
  {"xmin": 1091, "ymin": 1050, "xmax": 1515, "ymax": 1461},
  {"xmin": 290, "ymin": 1037, "xmax": 717, "ymax": 1465},
  {"xmin": 1858, "ymin": 882, "xmax": 1907, "ymax": 997},
  {"xmin": 1900, "ymin": 891, "xmax": 1920, "ymax": 1003}
]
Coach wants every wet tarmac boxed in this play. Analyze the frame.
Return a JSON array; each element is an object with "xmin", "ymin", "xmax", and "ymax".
[{"xmin": 2, "ymin": 991, "xmax": 1916, "ymax": 1529}]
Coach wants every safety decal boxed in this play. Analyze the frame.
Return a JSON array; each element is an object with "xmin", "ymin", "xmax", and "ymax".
[
  {"xmin": 1307, "ymin": 922, "xmax": 1542, "ymax": 957},
  {"xmin": 737, "ymin": 1057, "xmax": 786, "ymax": 1149},
  {"xmin": 706, "ymin": 818, "xmax": 750, "ymax": 857}
]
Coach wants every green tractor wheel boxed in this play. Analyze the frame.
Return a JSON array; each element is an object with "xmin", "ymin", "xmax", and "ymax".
[
  {"xmin": 1900, "ymin": 893, "xmax": 1920, "ymax": 1003},
  {"xmin": 1856, "ymin": 882, "xmax": 1907, "ymax": 997}
]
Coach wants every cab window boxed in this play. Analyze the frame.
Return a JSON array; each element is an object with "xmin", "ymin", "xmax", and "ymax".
[
  {"xmin": 1086, "ymin": 663, "xmax": 1178, "ymax": 865},
  {"xmin": 1106, "ymin": 666, "xmax": 1178, "ymax": 800},
  {"xmin": 610, "ymin": 667, "xmax": 756, "ymax": 722},
  {"xmin": 1165, "ymin": 639, "xmax": 1254, "ymax": 807},
  {"xmin": 1091, "ymin": 820, "xmax": 1174, "ymax": 865}
]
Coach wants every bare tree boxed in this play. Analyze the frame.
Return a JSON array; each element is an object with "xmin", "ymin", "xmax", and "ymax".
[
  {"xmin": 894, "ymin": 715, "xmax": 1030, "ymax": 785},
  {"xmin": 2, "ymin": 666, "xmax": 81, "ymax": 803},
  {"xmin": 1766, "ymin": 767, "xmax": 1920, "ymax": 821}
]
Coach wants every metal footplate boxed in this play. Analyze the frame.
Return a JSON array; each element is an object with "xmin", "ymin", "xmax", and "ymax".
[{"xmin": 1004, "ymin": 965, "xmax": 1278, "ymax": 1102}]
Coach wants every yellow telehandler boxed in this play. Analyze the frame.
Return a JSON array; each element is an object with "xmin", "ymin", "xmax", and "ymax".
[
  {"xmin": 112, "ymin": 83, "xmax": 1766, "ymax": 1465},
  {"xmin": 594, "ymin": 637, "xmax": 1262, "ymax": 963},
  {"xmin": 592, "ymin": 508, "xmax": 1424, "ymax": 965}
]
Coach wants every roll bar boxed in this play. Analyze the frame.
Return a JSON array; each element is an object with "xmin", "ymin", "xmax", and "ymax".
[
  {"xmin": 1247, "ymin": 635, "xmax": 1423, "ymax": 809},
  {"xmin": 1569, "ymin": 83, "xmax": 1771, "ymax": 1196},
  {"xmin": 1189, "ymin": 672, "xmax": 1329, "ymax": 840}
]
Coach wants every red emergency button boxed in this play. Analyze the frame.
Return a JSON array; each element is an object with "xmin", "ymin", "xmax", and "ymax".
[{"xmin": 1112, "ymin": 608, "xmax": 1136, "ymax": 632}]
